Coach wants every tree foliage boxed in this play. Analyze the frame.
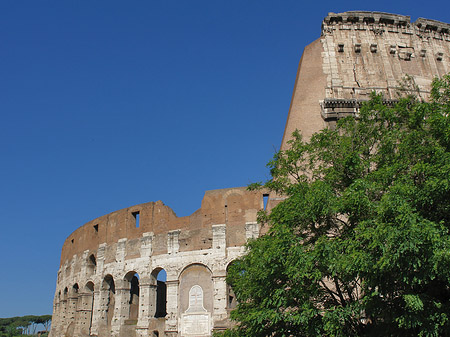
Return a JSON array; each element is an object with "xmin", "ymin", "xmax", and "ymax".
[
  {"xmin": 223, "ymin": 75, "xmax": 450, "ymax": 337},
  {"xmin": 0, "ymin": 315, "xmax": 51, "ymax": 337}
]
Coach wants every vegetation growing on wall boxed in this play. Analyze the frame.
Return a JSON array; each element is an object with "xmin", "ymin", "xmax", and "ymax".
[
  {"xmin": 0, "ymin": 315, "xmax": 51, "ymax": 337},
  {"xmin": 222, "ymin": 75, "xmax": 450, "ymax": 336}
]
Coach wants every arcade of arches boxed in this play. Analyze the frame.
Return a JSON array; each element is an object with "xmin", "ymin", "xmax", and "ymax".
[{"xmin": 50, "ymin": 188, "xmax": 268, "ymax": 337}]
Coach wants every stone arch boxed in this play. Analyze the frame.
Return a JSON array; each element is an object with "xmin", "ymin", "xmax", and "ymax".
[
  {"xmin": 61, "ymin": 287, "xmax": 69, "ymax": 333},
  {"xmin": 69, "ymin": 283, "xmax": 79, "ymax": 316},
  {"xmin": 66, "ymin": 285, "xmax": 79, "ymax": 337},
  {"xmin": 223, "ymin": 189, "xmax": 245, "ymax": 199},
  {"xmin": 87, "ymin": 254, "xmax": 97, "ymax": 277},
  {"xmin": 225, "ymin": 261, "xmax": 237, "ymax": 310},
  {"xmin": 178, "ymin": 263, "xmax": 213, "ymax": 313},
  {"xmin": 85, "ymin": 281, "xmax": 95, "ymax": 293},
  {"xmin": 179, "ymin": 264, "xmax": 213, "ymax": 336},
  {"xmin": 151, "ymin": 267, "xmax": 167, "ymax": 318},
  {"xmin": 101, "ymin": 274, "xmax": 115, "ymax": 332},
  {"xmin": 178, "ymin": 262, "xmax": 213, "ymax": 279},
  {"xmin": 71, "ymin": 283, "xmax": 79, "ymax": 295},
  {"xmin": 81, "ymin": 281, "xmax": 95, "ymax": 335},
  {"xmin": 124, "ymin": 271, "xmax": 140, "ymax": 321}
]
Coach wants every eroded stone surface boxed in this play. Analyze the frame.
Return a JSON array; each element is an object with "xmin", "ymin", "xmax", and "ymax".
[
  {"xmin": 49, "ymin": 187, "xmax": 268, "ymax": 337},
  {"xmin": 282, "ymin": 11, "xmax": 450, "ymax": 148}
]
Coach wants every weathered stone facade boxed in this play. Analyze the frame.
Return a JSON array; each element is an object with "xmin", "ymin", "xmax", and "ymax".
[
  {"xmin": 282, "ymin": 11, "xmax": 450, "ymax": 148},
  {"xmin": 49, "ymin": 188, "xmax": 272, "ymax": 337},
  {"xmin": 50, "ymin": 11, "xmax": 450, "ymax": 337}
]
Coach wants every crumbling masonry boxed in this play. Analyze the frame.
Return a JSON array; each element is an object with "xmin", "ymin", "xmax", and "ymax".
[{"xmin": 50, "ymin": 11, "xmax": 450, "ymax": 337}]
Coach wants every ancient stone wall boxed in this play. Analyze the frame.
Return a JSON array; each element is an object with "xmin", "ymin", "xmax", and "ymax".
[
  {"xmin": 49, "ymin": 187, "xmax": 273, "ymax": 337},
  {"xmin": 282, "ymin": 11, "xmax": 450, "ymax": 148}
]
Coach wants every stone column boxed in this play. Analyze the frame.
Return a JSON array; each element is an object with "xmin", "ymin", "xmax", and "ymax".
[
  {"xmin": 81, "ymin": 250, "xmax": 90, "ymax": 277},
  {"xmin": 137, "ymin": 276, "xmax": 157, "ymax": 324},
  {"xmin": 140, "ymin": 232, "xmax": 154, "ymax": 257},
  {"xmin": 136, "ymin": 279, "xmax": 158, "ymax": 337},
  {"xmin": 68, "ymin": 293, "xmax": 78, "ymax": 323},
  {"xmin": 96, "ymin": 243, "xmax": 107, "ymax": 276},
  {"xmin": 90, "ymin": 244, "xmax": 106, "ymax": 336},
  {"xmin": 49, "ymin": 301, "xmax": 59, "ymax": 337},
  {"xmin": 168, "ymin": 230, "xmax": 180, "ymax": 255},
  {"xmin": 245, "ymin": 222, "xmax": 260, "ymax": 241},
  {"xmin": 165, "ymin": 279, "xmax": 179, "ymax": 335},
  {"xmin": 212, "ymin": 274, "xmax": 228, "ymax": 326},
  {"xmin": 58, "ymin": 298, "xmax": 68, "ymax": 335},
  {"xmin": 212, "ymin": 224, "xmax": 226, "ymax": 254},
  {"xmin": 89, "ymin": 289, "xmax": 102, "ymax": 336},
  {"xmin": 111, "ymin": 279, "xmax": 131, "ymax": 336},
  {"xmin": 73, "ymin": 292, "xmax": 94, "ymax": 337}
]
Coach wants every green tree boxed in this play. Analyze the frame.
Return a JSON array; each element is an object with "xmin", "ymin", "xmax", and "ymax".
[
  {"xmin": 0, "ymin": 315, "xmax": 52, "ymax": 337},
  {"xmin": 223, "ymin": 75, "xmax": 450, "ymax": 337},
  {"xmin": 36, "ymin": 315, "xmax": 52, "ymax": 332}
]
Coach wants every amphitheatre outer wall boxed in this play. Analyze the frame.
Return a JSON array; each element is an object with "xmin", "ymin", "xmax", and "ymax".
[
  {"xmin": 49, "ymin": 187, "xmax": 274, "ymax": 337},
  {"xmin": 50, "ymin": 11, "xmax": 450, "ymax": 337}
]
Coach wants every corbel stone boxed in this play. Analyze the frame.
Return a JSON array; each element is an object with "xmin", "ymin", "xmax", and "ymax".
[
  {"xmin": 116, "ymin": 238, "xmax": 127, "ymax": 263},
  {"xmin": 167, "ymin": 230, "xmax": 180, "ymax": 255},
  {"xmin": 140, "ymin": 232, "xmax": 154, "ymax": 258},
  {"xmin": 96, "ymin": 243, "xmax": 107, "ymax": 275},
  {"xmin": 81, "ymin": 250, "xmax": 90, "ymax": 277},
  {"xmin": 245, "ymin": 222, "xmax": 260, "ymax": 241},
  {"xmin": 212, "ymin": 224, "xmax": 226, "ymax": 255},
  {"xmin": 390, "ymin": 45, "xmax": 397, "ymax": 55}
]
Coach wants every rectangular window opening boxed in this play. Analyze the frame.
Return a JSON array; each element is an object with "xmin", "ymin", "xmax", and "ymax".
[
  {"xmin": 93, "ymin": 224, "xmax": 99, "ymax": 233},
  {"xmin": 132, "ymin": 211, "xmax": 140, "ymax": 228},
  {"xmin": 263, "ymin": 194, "xmax": 269, "ymax": 210}
]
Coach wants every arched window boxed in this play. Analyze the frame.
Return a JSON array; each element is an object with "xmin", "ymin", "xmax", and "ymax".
[
  {"xmin": 151, "ymin": 268, "xmax": 167, "ymax": 318},
  {"xmin": 85, "ymin": 281, "xmax": 94, "ymax": 293},
  {"xmin": 102, "ymin": 275, "xmax": 115, "ymax": 328},
  {"xmin": 226, "ymin": 262, "xmax": 237, "ymax": 310},
  {"xmin": 124, "ymin": 272, "xmax": 140, "ymax": 320},
  {"xmin": 87, "ymin": 254, "xmax": 97, "ymax": 276},
  {"xmin": 84, "ymin": 282, "xmax": 95, "ymax": 334}
]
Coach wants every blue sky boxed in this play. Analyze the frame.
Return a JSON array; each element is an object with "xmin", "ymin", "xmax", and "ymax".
[{"xmin": 1, "ymin": 1, "xmax": 449, "ymax": 318}]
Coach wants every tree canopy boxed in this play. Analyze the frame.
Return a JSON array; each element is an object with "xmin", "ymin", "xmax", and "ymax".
[
  {"xmin": 0, "ymin": 315, "xmax": 51, "ymax": 337},
  {"xmin": 223, "ymin": 75, "xmax": 450, "ymax": 337}
]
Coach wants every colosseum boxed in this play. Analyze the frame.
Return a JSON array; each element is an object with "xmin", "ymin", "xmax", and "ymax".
[{"xmin": 50, "ymin": 11, "xmax": 450, "ymax": 337}]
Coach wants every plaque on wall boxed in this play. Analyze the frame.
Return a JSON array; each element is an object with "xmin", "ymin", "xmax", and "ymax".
[{"xmin": 181, "ymin": 313, "xmax": 211, "ymax": 336}]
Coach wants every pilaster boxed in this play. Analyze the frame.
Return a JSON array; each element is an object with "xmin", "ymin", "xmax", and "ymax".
[
  {"xmin": 111, "ymin": 279, "xmax": 131, "ymax": 336},
  {"xmin": 165, "ymin": 279, "xmax": 179, "ymax": 334}
]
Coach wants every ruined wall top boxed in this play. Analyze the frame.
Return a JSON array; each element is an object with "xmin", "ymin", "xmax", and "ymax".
[
  {"xmin": 59, "ymin": 187, "xmax": 268, "ymax": 266},
  {"xmin": 281, "ymin": 11, "xmax": 450, "ymax": 149},
  {"xmin": 323, "ymin": 11, "xmax": 450, "ymax": 36}
]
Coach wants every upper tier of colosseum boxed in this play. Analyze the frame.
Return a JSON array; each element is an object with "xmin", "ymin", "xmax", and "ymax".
[{"xmin": 59, "ymin": 187, "xmax": 270, "ymax": 265}]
